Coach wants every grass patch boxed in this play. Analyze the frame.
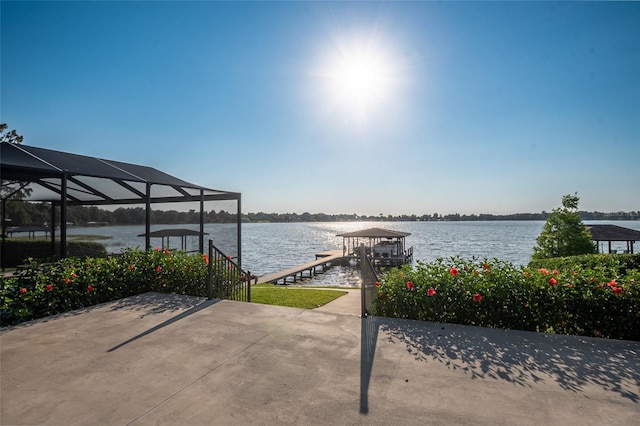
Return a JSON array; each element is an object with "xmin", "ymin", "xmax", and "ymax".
[
  {"xmin": 10, "ymin": 235, "xmax": 111, "ymax": 241},
  {"xmin": 67, "ymin": 234, "xmax": 112, "ymax": 241},
  {"xmin": 250, "ymin": 285, "xmax": 347, "ymax": 309}
]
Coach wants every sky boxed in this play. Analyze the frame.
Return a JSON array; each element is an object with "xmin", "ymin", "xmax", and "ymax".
[{"xmin": 1, "ymin": 1, "xmax": 639, "ymax": 216}]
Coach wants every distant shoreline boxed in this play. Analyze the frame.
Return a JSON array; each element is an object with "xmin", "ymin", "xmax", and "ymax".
[
  {"xmin": 7, "ymin": 203, "xmax": 638, "ymax": 227},
  {"xmin": 242, "ymin": 211, "xmax": 638, "ymax": 224}
]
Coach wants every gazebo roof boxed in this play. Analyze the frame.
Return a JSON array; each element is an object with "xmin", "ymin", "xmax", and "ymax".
[
  {"xmin": 336, "ymin": 227, "xmax": 411, "ymax": 238},
  {"xmin": 138, "ymin": 228, "xmax": 208, "ymax": 238},
  {"xmin": 586, "ymin": 224, "xmax": 640, "ymax": 242},
  {"xmin": 1, "ymin": 142, "xmax": 239, "ymax": 205}
]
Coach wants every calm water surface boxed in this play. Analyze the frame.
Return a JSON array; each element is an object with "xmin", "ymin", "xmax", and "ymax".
[{"xmin": 68, "ymin": 221, "xmax": 640, "ymax": 288}]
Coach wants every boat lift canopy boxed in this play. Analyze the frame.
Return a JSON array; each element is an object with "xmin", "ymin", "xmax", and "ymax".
[{"xmin": 336, "ymin": 227, "xmax": 413, "ymax": 266}]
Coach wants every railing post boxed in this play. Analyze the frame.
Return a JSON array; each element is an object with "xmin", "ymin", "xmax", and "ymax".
[
  {"xmin": 359, "ymin": 245, "xmax": 366, "ymax": 317},
  {"xmin": 247, "ymin": 270, "xmax": 251, "ymax": 302},
  {"xmin": 358, "ymin": 243, "xmax": 379, "ymax": 317}
]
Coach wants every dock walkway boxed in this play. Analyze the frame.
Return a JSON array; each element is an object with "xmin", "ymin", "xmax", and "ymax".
[{"xmin": 257, "ymin": 250, "xmax": 345, "ymax": 284}]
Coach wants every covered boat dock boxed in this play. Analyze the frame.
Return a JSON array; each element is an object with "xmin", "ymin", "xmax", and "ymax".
[
  {"xmin": 586, "ymin": 224, "xmax": 640, "ymax": 254},
  {"xmin": 138, "ymin": 228, "xmax": 209, "ymax": 252},
  {"xmin": 337, "ymin": 227, "xmax": 413, "ymax": 267}
]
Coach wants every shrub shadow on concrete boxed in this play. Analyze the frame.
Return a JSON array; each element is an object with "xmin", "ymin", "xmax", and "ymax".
[{"xmin": 378, "ymin": 317, "xmax": 640, "ymax": 403}]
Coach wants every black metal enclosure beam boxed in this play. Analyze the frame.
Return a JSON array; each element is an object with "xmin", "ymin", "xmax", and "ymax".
[{"xmin": 1, "ymin": 142, "xmax": 242, "ymax": 261}]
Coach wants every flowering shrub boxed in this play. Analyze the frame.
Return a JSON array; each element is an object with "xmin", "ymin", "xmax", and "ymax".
[
  {"xmin": 374, "ymin": 256, "xmax": 640, "ymax": 341},
  {"xmin": 0, "ymin": 248, "xmax": 236, "ymax": 326}
]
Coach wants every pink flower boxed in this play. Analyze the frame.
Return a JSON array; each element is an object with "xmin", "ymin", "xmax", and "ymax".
[
  {"xmin": 607, "ymin": 280, "xmax": 617, "ymax": 287},
  {"xmin": 64, "ymin": 278, "xmax": 71, "ymax": 284},
  {"xmin": 473, "ymin": 293, "xmax": 482, "ymax": 302},
  {"xmin": 524, "ymin": 271, "xmax": 531, "ymax": 278},
  {"xmin": 19, "ymin": 287, "xmax": 27, "ymax": 294},
  {"xmin": 473, "ymin": 269, "xmax": 480, "ymax": 276},
  {"xmin": 156, "ymin": 266, "xmax": 162, "ymax": 273},
  {"xmin": 549, "ymin": 278, "xmax": 557, "ymax": 286},
  {"xmin": 202, "ymin": 254, "xmax": 209, "ymax": 265},
  {"xmin": 612, "ymin": 286, "xmax": 623, "ymax": 295},
  {"xmin": 449, "ymin": 267, "xmax": 459, "ymax": 276},
  {"xmin": 482, "ymin": 263, "xmax": 490, "ymax": 271},
  {"xmin": 427, "ymin": 287, "xmax": 436, "ymax": 297},
  {"xmin": 552, "ymin": 269, "xmax": 559, "ymax": 275},
  {"xmin": 87, "ymin": 285, "xmax": 94, "ymax": 292},
  {"xmin": 539, "ymin": 268, "xmax": 549, "ymax": 276},
  {"xmin": 406, "ymin": 281, "xmax": 414, "ymax": 290},
  {"xmin": 375, "ymin": 281, "xmax": 380, "ymax": 287},
  {"xmin": 45, "ymin": 284, "xmax": 53, "ymax": 292},
  {"xmin": 71, "ymin": 273, "xmax": 77, "ymax": 279},
  {"xmin": 155, "ymin": 247, "xmax": 161, "ymax": 252},
  {"xmin": 164, "ymin": 249, "xmax": 170, "ymax": 255},
  {"xmin": 565, "ymin": 283, "xmax": 573, "ymax": 288},
  {"xmin": 129, "ymin": 264, "xmax": 135, "ymax": 270}
]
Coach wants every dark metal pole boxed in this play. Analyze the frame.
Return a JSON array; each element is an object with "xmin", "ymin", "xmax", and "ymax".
[
  {"xmin": 60, "ymin": 175, "xmax": 67, "ymax": 258},
  {"xmin": 359, "ymin": 245, "xmax": 366, "ymax": 317},
  {"xmin": 246, "ymin": 270, "xmax": 251, "ymax": 302},
  {"xmin": 145, "ymin": 182, "xmax": 151, "ymax": 250},
  {"xmin": 199, "ymin": 189, "xmax": 204, "ymax": 254},
  {"xmin": 207, "ymin": 239, "xmax": 213, "ymax": 300},
  {"xmin": 237, "ymin": 195, "xmax": 242, "ymax": 268},
  {"xmin": 50, "ymin": 202, "xmax": 56, "ymax": 258},
  {"xmin": 1, "ymin": 199, "xmax": 5, "ymax": 271}
]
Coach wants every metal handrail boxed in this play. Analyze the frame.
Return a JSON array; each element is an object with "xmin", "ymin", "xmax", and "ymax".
[{"xmin": 206, "ymin": 239, "xmax": 251, "ymax": 302}]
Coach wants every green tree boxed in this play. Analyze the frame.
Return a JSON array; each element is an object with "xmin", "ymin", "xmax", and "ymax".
[
  {"xmin": 532, "ymin": 193, "xmax": 597, "ymax": 260},
  {"xmin": 1, "ymin": 123, "xmax": 33, "ymax": 226},
  {"xmin": 0, "ymin": 123, "xmax": 24, "ymax": 144}
]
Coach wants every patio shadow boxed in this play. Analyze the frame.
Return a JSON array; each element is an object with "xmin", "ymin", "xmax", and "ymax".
[
  {"xmin": 107, "ymin": 297, "xmax": 219, "ymax": 352},
  {"xmin": 378, "ymin": 317, "xmax": 640, "ymax": 403},
  {"xmin": 360, "ymin": 314, "xmax": 380, "ymax": 414}
]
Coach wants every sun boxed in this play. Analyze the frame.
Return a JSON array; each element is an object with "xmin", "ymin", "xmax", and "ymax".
[
  {"xmin": 330, "ymin": 51, "xmax": 390, "ymax": 108},
  {"xmin": 320, "ymin": 38, "xmax": 399, "ymax": 123}
]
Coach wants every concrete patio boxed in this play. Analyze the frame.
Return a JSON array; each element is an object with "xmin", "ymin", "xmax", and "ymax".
[{"xmin": 1, "ymin": 291, "xmax": 639, "ymax": 425}]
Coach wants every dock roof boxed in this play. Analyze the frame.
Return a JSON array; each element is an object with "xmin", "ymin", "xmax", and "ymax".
[
  {"xmin": 586, "ymin": 224, "xmax": 640, "ymax": 242},
  {"xmin": 336, "ymin": 227, "xmax": 411, "ymax": 238},
  {"xmin": 138, "ymin": 229, "xmax": 208, "ymax": 238}
]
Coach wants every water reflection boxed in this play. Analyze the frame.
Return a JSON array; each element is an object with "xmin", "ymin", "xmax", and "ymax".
[{"xmin": 66, "ymin": 221, "xmax": 640, "ymax": 288}]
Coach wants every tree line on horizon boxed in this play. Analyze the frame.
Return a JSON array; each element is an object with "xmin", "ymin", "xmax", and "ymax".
[{"xmin": 2, "ymin": 202, "xmax": 638, "ymax": 227}]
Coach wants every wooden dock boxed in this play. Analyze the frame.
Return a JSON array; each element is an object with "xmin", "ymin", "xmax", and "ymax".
[{"xmin": 256, "ymin": 250, "xmax": 346, "ymax": 284}]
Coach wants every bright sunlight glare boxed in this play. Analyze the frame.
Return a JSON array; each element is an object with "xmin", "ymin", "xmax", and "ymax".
[{"xmin": 320, "ymin": 37, "xmax": 399, "ymax": 124}]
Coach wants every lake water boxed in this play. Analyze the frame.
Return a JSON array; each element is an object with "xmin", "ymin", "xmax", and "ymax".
[{"xmin": 67, "ymin": 220, "xmax": 640, "ymax": 288}]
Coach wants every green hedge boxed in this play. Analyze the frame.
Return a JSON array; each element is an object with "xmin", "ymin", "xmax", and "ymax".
[
  {"xmin": 0, "ymin": 248, "xmax": 234, "ymax": 327},
  {"xmin": 374, "ymin": 256, "xmax": 640, "ymax": 341},
  {"xmin": 1, "ymin": 239, "xmax": 107, "ymax": 268},
  {"xmin": 528, "ymin": 253, "xmax": 640, "ymax": 276}
]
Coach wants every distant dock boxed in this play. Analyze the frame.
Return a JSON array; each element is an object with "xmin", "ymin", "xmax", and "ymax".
[{"xmin": 256, "ymin": 250, "xmax": 346, "ymax": 284}]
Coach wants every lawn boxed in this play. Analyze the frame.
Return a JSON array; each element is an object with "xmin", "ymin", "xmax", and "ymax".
[{"xmin": 250, "ymin": 284, "xmax": 348, "ymax": 309}]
